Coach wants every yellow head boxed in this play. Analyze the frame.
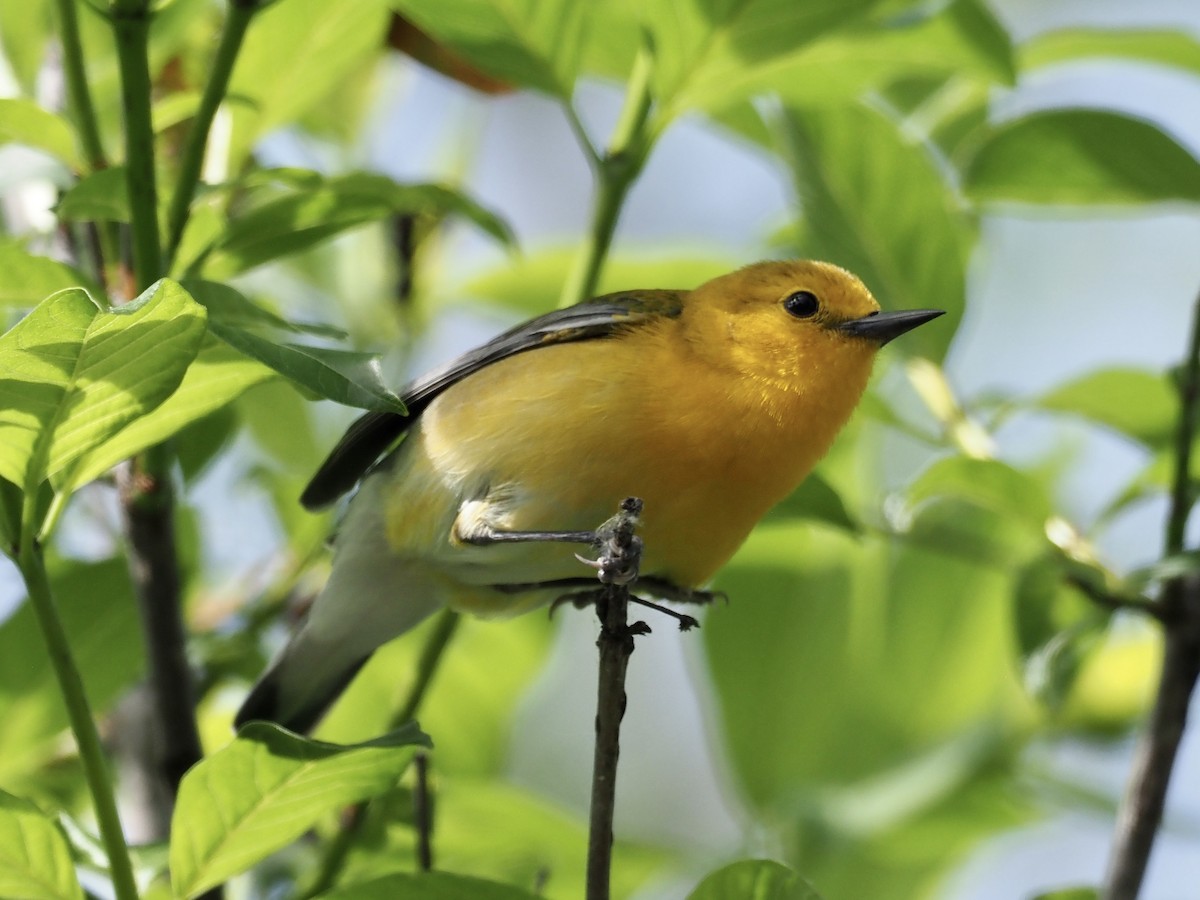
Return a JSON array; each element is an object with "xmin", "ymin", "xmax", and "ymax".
[{"xmin": 678, "ymin": 260, "xmax": 940, "ymax": 402}]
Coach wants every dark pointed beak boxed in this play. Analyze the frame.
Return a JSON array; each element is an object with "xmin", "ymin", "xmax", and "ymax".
[{"xmin": 837, "ymin": 308, "xmax": 945, "ymax": 346}]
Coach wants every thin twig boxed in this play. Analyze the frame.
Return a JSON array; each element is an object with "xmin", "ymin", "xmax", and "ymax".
[
  {"xmin": 413, "ymin": 753, "xmax": 433, "ymax": 872},
  {"xmin": 164, "ymin": 0, "xmax": 257, "ymax": 269},
  {"xmin": 1102, "ymin": 288, "xmax": 1200, "ymax": 899},
  {"xmin": 586, "ymin": 498, "xmax": 646, "ymax": 900}
]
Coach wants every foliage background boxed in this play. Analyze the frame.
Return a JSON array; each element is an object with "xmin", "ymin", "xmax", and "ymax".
[{"xmin": 2, "ymin": 0, "xmax": 1200, "ymax": 898}]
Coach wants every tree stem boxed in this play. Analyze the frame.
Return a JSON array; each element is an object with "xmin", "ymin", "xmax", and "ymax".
[
  {"xmin": 1102, "ymin": 288, "xmax": 1200, "ymax": 899},
  {"xmin": 17, "ymin": 540, "xmax": 140, "ymax": 900},
  {"xmin": 164, "ymin": 0, "xmax": 256, "ymax": 269},
  {"xmin": 111, "ymin": 0, "xmax": 162, "ymax": 290}
]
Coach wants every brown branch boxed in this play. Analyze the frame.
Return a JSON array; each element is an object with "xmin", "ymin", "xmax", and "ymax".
[{"xmin": 1102, "ymin": 287, "xmax": 1200, "ymax": 899}]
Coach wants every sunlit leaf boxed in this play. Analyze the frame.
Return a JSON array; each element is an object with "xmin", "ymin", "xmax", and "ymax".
[
  {"xmin": 964, "ymin": 110, "xmax": 1200, "ymax": 206},
  {"xmin": 0, "ymin": 281, "xmax": 206, "ymax": 495},
  {"xmin": 1036, "ymin": 367, "xmax": 1176, "ymax": 447},
  {"xmin": 0, "ymin": 789, "xmax": 82, "ymax": 900},
  {"xmin": 778, "ymin": 102, "xmax": 969, "ymax": 361},
  {"xmin": 0, "ymin": 242, "xmax": 99, "ymax": 307},
  {"xmin": 170, "ymin": 722, "xmax": 430, "ymax": 898},
  {"xmin": 1020, "ymin": 28, "xmax": 1200, "ymax": 79},
  {"xmin": 0, "ymin": 98, "xmax": 80, "ymax": 170},
  {"xmin": 53, "ymin": 337, "xmax": 274, "ymax": 494},
  {"xmin": 688, "ymin": 859, "xmax": 823, "ymax": 900}
]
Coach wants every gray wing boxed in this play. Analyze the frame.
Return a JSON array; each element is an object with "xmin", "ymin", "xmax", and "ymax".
[{"xmin": 299, "ymin": 291, "xmax": 684, "ymax": 509}]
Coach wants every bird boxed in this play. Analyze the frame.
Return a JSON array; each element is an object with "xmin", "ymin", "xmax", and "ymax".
[{"xmin": 236, "ymin": 259, "xmax": 943, "ymax": 733}]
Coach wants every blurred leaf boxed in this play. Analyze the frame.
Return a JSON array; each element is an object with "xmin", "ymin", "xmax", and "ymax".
[
  {"xmin": 170, "ymin": 721, "xmax": 430, "ymax": 898},
  {"xmin": 187, "ymin": 281, "xmax": 403, "ymax": 413},
  {"xmin": 1020, "ymin": 28, "xmax": 1200, "ymax": 78},
  {"xmin": 645, "ymin": 0, "xmax": 885, "ymax": 127},
  {"xmin": 54, "ymin": 167, "xmax": 130, "ymax": 223},
  {"xmin": 0, "ymin": 477, "xmax": 19, "ymax": 555},
  {"xmin": 388, "ymin": 14, "xmax": 517, "ymax": 94},
  {"xmin": 1126, "ymin": 550, "xmax": 1200, "ymax": 592},
  {"xmin": 0, "ymin": 281, "xmax": 206, "ymax": 496},
  {"xmin": 903, "ymin": 496, "xmax": 1044, "ymax": 566},
  {"xmin": 456, "ymin": 250, "xmax": 736, "ymax": 316},
  {"xmin": 53, "ymin": 337, "xmax": 275, "ymax": 494},
  {"xmin": 319, "ymin": 614, "xmax": 552, "ymax": 775},
  {"xmin": 688, "ymin": 859, "xmax": 822, "ymax": 900},
  {"xmin": 1061, "ymin": 628, "xmax": 1160, "ymax": 735},
  {"xmin": 778, "ymin": 102, "xmax": 968, "ymax": 361},
  {"xmin": 907, "ymin": 457, "xmax": 1053, "ymax": 526},
  {"xmin": 964, "ymin": 110, "xmax": 1200, "ymax": 206},
  {"xmin": 0, "ymin": 1, "xmax": 52, "ymax": 93},
  {"xmin": 1031, "ymin": 890, "xmax": 1100, "ymax": 900},
  {"xmin": 1036, "ymin": 367, "xmax": 1175, "ymax": 447},
  {"xmin": 343, "ymin": 778, "xmax": 665, "ymax": 900},
  {"xmin": 0, "ymin": 242, "xmax": 100, "ymax": 306},
  {"xmin": 320, "ymin": 871, "xmax": 541, "ymax": 900},
  {"xmin": 1012, "ymin": 555, "xmax": 1098, "ymax": 662},
  {"xmin": 208, "ymin": 173, "xmax": 513, "ymax": 275},
  {"xmin": 0, "ymin": 559, "xmax": 143, "ymax": 785},
  {"xmin": 226, "ymin": 0, "xmax": 393, "ymax": 165},
  {"xmin": 0, "ymin": 789, "xmax": 82, "ymax": 900},
  {"xmin": 390, "ymin": 0, "xmax": 589, "ymax": 98},
  {"xmin": 0, "ymin": 99, "xmax": 81, "ymax": 170},
  {"xmin": 175, "ymin": 405, "xmax": 240, "ymax": 483},
  {"xmin": 765, "ymin": 472, "xmax": 859, "ymax": 533}
]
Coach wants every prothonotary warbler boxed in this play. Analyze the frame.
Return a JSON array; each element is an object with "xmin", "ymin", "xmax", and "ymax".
[{"xmin": 236, "ymin": 260, "xmax": 942, "ymax": 732}]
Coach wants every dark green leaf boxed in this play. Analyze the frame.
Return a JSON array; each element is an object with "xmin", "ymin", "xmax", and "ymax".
[
  {"xmin": 778, "ymin": 103, "xmax": 968, "ymax": 361},
  {"xmin": 210, "ymin": 173, "xmax": 513, "ymax": 274},
  {"xmin": 170, "ymin": 722, "xmax": 431, "ymax": 898},
  {"xmin": 0, "ymin": 242, "xmax": 99, "ymax": 307},
  {"xmin": 765, "ymin": 472, "xmax": 859, "ymax": 533},
  {"xmin": 0, "ymin": 789, "xmax": 82, "ymax": 900},
  {"xmin": 0, "ymin": 281, "xmax": 207, "ymax": 498},
  {"xmin": 1036, "ymin": 368, "xmax": 1175, "ymax": 447},
  {"xmin": 320, "ymin": 871, "xmax": 541, "ymax": 900},
  {"xmin": 185, "ymin": 277, "xmax": 346, "ymax": 339},
  {"xmin": 186, "ymin": 281, "xmax": 403, "ymax": 413},
  {"xmin": 688, "ymin": 859, "xmax": 823, "ymax": 900},
  {"xmin": 54, "ymin": 167, "xmax": 130, "ymax": 223},
  {"xmin": 1031, "ymin": 887, "xmax": 1100, "ymax": 899},
  {"xmin": 964, "ymin": 110, "xmax": 1200, "ymax": 206},
  {"xmin": 0, "ymin": 98, "xmax": 80, "ymax": 169},
  {"xmin": 1020, "ymin": 28, "xmax": 1200, "ymax": 79}
]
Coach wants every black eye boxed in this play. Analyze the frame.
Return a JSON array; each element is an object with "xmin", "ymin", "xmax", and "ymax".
[{"xmin": 783, "ymin": 290, "xmax": 819, "ymax": 318}]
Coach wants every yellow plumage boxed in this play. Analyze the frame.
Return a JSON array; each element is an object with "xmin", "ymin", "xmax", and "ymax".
[{"xmin": 237, "ymin": 260, "xmax": 941, "ymax": 731}]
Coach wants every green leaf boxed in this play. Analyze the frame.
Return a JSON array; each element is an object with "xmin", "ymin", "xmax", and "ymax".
[
  {"xmin": 688, "ymin": 860, "xmax": 823, "ymax": 900},
  {"xmin": 1036, "ymin": 368, "xmax": 1176, "ymax": 447},
  {"xmin": 0, "ymin": 2, "xmax": 52, "ymax": 93},
  {"xmin": 765, "ymin": 471, "xmax": 858, "ymax": 533},
  {"xmin": 0, "ymin": 280, "xmax": 207, "ymax": 496},
  {"xmin": 0, "ymin": 789, "xmax": 82, "ymax": 900},
  {"xmin": 0, "ymin": 99, "xmax": 80, "ymax": 170},
  {"xmin": 55, "ymin": 167, "xmax": 130, "ymax": 223},
  {"xmin": 170, "ymin": 722, "xmax": 431, "ymax": 899},
  {"xmin": 906, "ymin": 457, "xmax": 1053, "ymax": 526},
  {"xmin": 209, "ymin": 173, "xmax": 513, "ymax": 275},
  {"xmin": 1020, "ymin": 28, "xmax": 1200, "ymax": 79},
  {"xmin": 319, "ymin": 871, "xmax": 542, "ymax": 900},
  {"xmin": 226, "ymin": 0, "xmax": 392, "ymax": 165},
  {"xmin": 0, "ymin": 242, "xmax": 99, "ymax": 307},
  {"xmin": 391, "ymin": 0, "xmax": 589, "ymax": 98},
  {"xmin": 457, "ymin": 250, "xmax": 737, "ymax": 316},
  {"xmin": 645, "ymin": 0, "xmax": 886, "ymax": 127},
  {"xmin": 0, "ymin": 559, "xmax": 143, "ymax": 784},
  {"xmin": 722, "ymin": 0, "xmax": 1013, "ymax": 116},
  {"xmin": 964, "ymin": 110, "xmax": 1200, "ymax": 206},
  {"xmin": 186, "ymin": 281, "xmax": 402, "ymax": 412},
  {"xmin": 1030, "ymin": 888, "xmax": 1100, "ymax": 899},
  {"xmin": 53, "ymin": 337, "xmax": 274, "ymax": 494},
  {"xmin": 778, "ymin": 102, "xmax": 968, "ymax": 361}
]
